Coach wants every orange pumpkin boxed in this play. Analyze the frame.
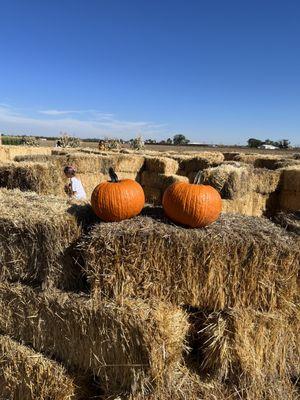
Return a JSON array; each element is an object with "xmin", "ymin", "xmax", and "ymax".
[
  {"xmin": 91, "ymin": 167, "xmax": 145, "ymax": 222},
  {"xmin": 162, "ymin": 171, "xmax": 222, "ymax": 228}
]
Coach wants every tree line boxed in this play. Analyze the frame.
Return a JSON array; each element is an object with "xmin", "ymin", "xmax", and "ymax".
[{"xmin": 247, "ymin": 138, "xmax": 290, "ymax": 148}]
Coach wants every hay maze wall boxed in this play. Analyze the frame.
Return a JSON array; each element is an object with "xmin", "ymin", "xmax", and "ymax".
[
  {"xmin": 0, "ymin": 146, "xmax": 300, "ymax": 215},
  {"xmin": 0, "ymin": 145, "xmax": 299, "ymax": 399}
]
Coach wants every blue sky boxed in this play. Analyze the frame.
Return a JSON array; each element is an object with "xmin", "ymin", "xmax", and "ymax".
[{"xmin": 0, "ymin": 0, "xmax": 299, "ymax": 144}]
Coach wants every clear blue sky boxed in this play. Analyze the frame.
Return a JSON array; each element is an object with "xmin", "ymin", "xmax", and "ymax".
[{"xmin": 0, "ymin": 0, "xmax": 299, "ymax": 145}]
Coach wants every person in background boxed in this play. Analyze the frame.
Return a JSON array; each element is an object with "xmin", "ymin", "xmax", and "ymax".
[{"xmin": 63, "ymin": 165, "xmax": 87, "ymax": 200}]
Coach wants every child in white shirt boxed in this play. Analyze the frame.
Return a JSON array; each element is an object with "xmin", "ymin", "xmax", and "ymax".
[{"xmin": 63, "ymin": 166, "xmax": 87, "ymax": 200}]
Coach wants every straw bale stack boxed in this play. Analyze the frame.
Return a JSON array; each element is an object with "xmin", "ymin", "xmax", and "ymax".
[
  {"xmin": 175, "ymin": 152, "xmax": 224, "ymax": 177},
  {"xmin": 0, "ymin": 145, "xmax": 51, "ymax": 162},
  {"xmin": 201, "ymin": 164, "xmax": 253, "ymax": 199},
  {"xmin": 0, "ymin": 189, "xmax": 95, "ymax": 289},
  {"xmin": 144, "ymin": 156, "xmax": 179, "ymax": 174},
  {"xmin": 0, "ymin": 282, "xmax": 188, "ymax": 397},
  {"xmin": 0, "ymin": 335, "xmax": 75, "ymax": 400},
  {"xmin": 0, "ymin": 161, "xmax": 65, "ymax": 196},
  {"xmin": 80, "ymin": 213, "xmax": 299, "ymax": 311}
]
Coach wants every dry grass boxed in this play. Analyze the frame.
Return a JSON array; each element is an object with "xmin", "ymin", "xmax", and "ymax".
[
  {"xmin": 0, "ymin": 334, "xmax": 75, "ymax": 400},
  {"xmin": 81, "ymin": 212, "xmax": 300, "ymax": 311},
  {"xmin": 0, "ymin": 189, "xmax": 95, "ymax": 289},
  {"xmin": 0, "ymin": 282, "xmax": 189, "ymax": 397}
]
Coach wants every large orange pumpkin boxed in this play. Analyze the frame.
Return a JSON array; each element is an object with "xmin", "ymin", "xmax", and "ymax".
[
  {"xmin": 91, "ymin": 168, "xmax": 145, "ymax": 222},
  {"xmin": 162, "ymin": 172, "xmax": 222, "ymax": 228}
]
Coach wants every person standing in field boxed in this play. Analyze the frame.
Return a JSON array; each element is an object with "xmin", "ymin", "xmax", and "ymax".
[{"xmin": 63, "ymin": 165, "xmax": 87, "ymax": 200}]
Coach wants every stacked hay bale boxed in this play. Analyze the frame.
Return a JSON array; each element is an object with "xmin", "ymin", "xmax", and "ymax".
[
  {"xmin": 141, "ymin": 152, "xmax": 224, "ymax": 205},
  {"xmin": 0, "ymin": 161, "xmax": 66, "ymax": 196},
  {"xmin": 201, "ymin": 164, "xmax": 282, "ymax": 216},
  {"xmin": 0, "ymin": 188, "xmax": 95, "ymax": 290},
  {"xmin": 5, "ymin": 151, "xmax": 146, "ymax": 198},
  {"xmin": 0, "ymin": 283, "xmax": 189, "ymax": 397},
  {"xmin": 0, "ymin": 189, "xmax": 191, "ymax": 399},
  {"xmin": 80, "ymin": 212, "xmax": 300, "ymax": 398},
  {"xmin": 0, "ymin": 145, "xmax": 51, "ymax": 162},
  {"xmin": 141, "ymin": 156, "xmax": 186, "ymax": 204},
  {"xmin": 0, "ymin": 151, "xmax": 300, "ymax": 398}
]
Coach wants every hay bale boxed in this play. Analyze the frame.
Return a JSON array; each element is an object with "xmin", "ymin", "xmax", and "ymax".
[
  {"xmin": 0, "ymin": 146, "xmax": 52, "ymax": 162},
  {"xmin": 281, "ymin": 166, "xmax": 300, "ymax": 192},
  {"xmin": 0, "ymin": 161, "xmax": 66, "ymax": 196},
  {"xmin": 0, "ymin": 189, "xmax": 94, "ymax": 289},
  {"xmin": 0, "ymin": 335, "xmax": 75, "ymax": 400},
  {"xmin": 222, "ymin": 192, "xmax": 279, "ymax": 216},
  {"xmin": 188, "ymin": 307, "xmax": 300, "ymax": 399},
  {"xmin": 143, "ymin": 187, "xmax": 162, "ymax": 205},
  {"xmin": 273, "ymin": 212, "xmax": 300, "ymax": 235},
  {"xmin": 81, "ymin": 213, "xmax": 299, "ymax": 311},
  {"xmin": 253, "ymin": 168, "xmax": 282, "ymax": 194},
  {"xmin": 141, "ymin": 172, "xmax": 188, "ymax": 190},
  {"xmin": 176, "ymin": 153, "xmax": 224, "ymax": 175},
  {"xmin": 233, "ymin": 154, "xmax": 285, "ymax": 169},
  {"xmin": 66, "ymin": 153, "xmax": 144, "ymax": 174},
  {"xmin": 201, "ymin": 164, "xmax": 252, "ymax": 199},
  {"xmin": 14, "ymin": 154, "xmax": 54, "ymax": 163},
  {"xmin": 0, "ymin": 283, "xmax": 189, "ymax": 396},
  {"xmin": 144, "ymin": 157, "xmax": 179, "ymax": 174}
]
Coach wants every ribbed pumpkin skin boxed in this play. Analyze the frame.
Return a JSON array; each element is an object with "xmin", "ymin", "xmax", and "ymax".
[
  {"xmin": 162, "ymin": 182, "xmax": 222, "ymax": 228},
  {"xmin": 91, "ymin": 179, "xmax": 145, "ymax": 222}
]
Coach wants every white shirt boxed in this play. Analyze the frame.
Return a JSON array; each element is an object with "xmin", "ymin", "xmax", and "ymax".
[{"xmin": 70, "ymin": 177, "xmax": 86, "ymax": 200}]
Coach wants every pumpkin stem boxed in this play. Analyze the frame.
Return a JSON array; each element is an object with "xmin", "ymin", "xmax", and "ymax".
[
  {"xmin": 108, "ymin": 167, "xmax": 119, "ymax": 182},
  {"xmin": 193, "ymin": 170, "xmax": 203, "ymax": 184}
]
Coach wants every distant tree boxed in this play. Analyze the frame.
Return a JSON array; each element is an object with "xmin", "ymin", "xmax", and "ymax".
[
  {"xmin": 166, "ymin": 138, "xmax": 173, "ymax": 144},
  {"xmin": 247, "ymin": 138, "xmax": 263, "ymax": 148},
  {"xmin": 145, "ymin": 139, "xmax": 157, "ymax": 144},
  {"xmin": 173, "ymin": 134, "xmax": 190, "ymax": 145},
  {"xmin": 278, "ymin": 139, "xmax": 290, "ymax": 149}
]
